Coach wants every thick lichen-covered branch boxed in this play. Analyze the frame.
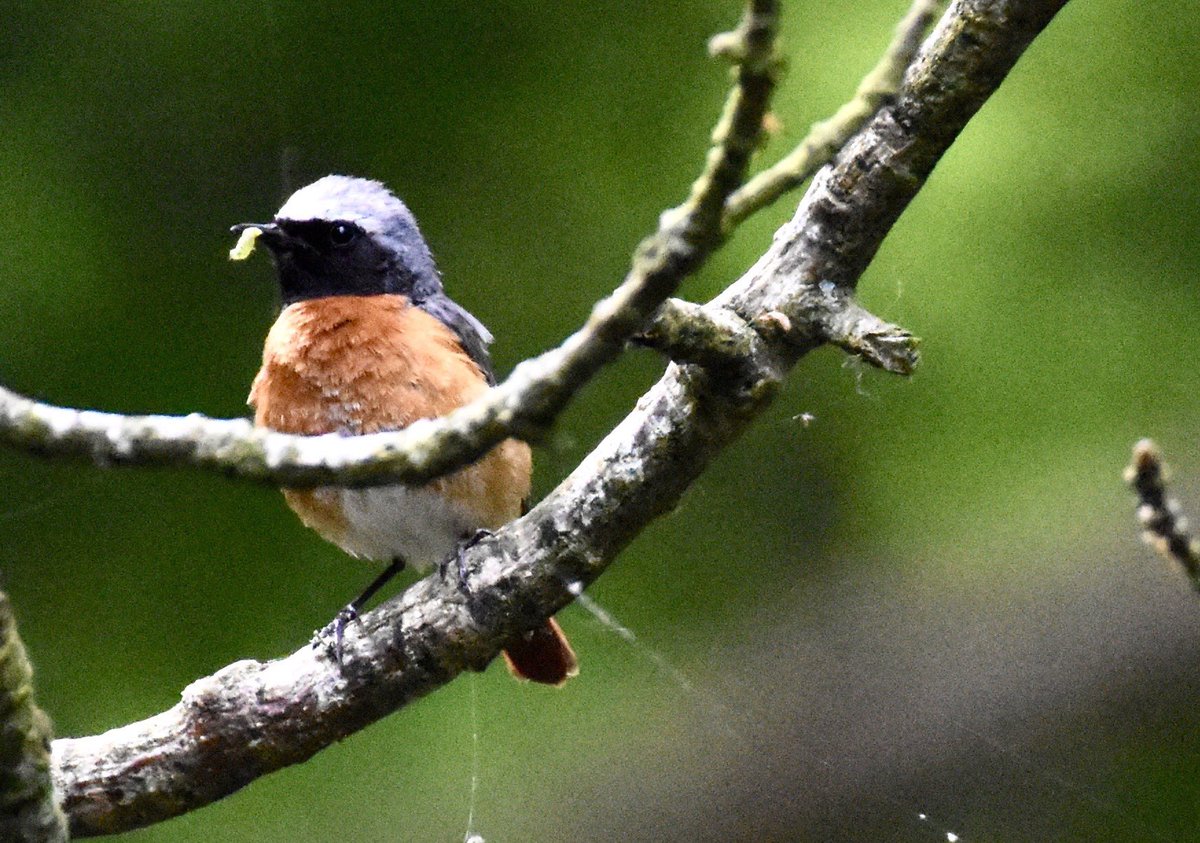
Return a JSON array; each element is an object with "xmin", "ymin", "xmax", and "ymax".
[
  {"xmin": 0, "ymin": 1, "xmax": 780, "ymax": 493},
  {"xmin": 0, "ymin": 592, "xmax": 66, "ymax": 843},
  {"xmin": 1125, "ymin": 439, "xmax": 1200, "ymax": 589},
  {"xmin": 50, "ymin": 1, "xmax": 1068, "ymax": 835}
]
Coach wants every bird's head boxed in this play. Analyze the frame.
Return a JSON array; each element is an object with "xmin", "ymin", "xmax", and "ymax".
[{"xmin": 232, "ymin": 175, "xmax": 443, "ymax": 306}]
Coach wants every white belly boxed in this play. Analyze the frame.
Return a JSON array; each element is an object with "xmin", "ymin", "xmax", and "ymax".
[{"xmin": 325, "ymin": 484, "xmax": 479, "ymax": 570}]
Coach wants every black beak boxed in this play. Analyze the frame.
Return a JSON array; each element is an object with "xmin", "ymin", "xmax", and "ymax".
[{"xmin": 230, "ymin": 221, "xmax": 292, "ymax": 249}]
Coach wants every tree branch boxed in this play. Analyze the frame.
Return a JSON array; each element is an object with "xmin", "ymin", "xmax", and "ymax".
[
  {"xmin": 635, "ymin": 299, "xmax": 768, "ymax": 380},
  {"xmin": 49, "ymin": 0, "xmax": 1069, "ymax": 836},
  {"xmin": 0, "ymin": 0, "xmax": 928, "ymax": 490},
  {"xmin": 723, "ymin": 0, "xmax": 942, "ymax": 228},
  {"xmin": 1125, "ymin": 439, "xmax": 1200, "ymax": 589},
  {"xmin": 0, "ymin": 591, "xmax": 66, "ymax": 843},
  {"xmin": 806, "ymin": 281, "xmax": 921, "ymax": 375},
  {"xmin": 0, "ymin": 1, "xmax": 780, "ymax": 493},
  {"xmin": 639, "ymin": 292, "xmax": 919, "ymax": 378}
]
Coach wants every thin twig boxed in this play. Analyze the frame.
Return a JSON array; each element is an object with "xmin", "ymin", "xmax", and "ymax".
[
  {"xmin": 1125, "ymin": 439, "xmax": 1200, "ymax": 589},
  {"xmin": 50, "ymin": 1, "xmax": 1069, "ymax": 835},
  {"xmin": 723, "ymin": 0, "xmax": 942, "ymax": 229}
]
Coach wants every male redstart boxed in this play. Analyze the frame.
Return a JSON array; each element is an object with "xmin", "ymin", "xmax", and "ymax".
[{"xmin": 232, "ymin": 175, "xmax": 577, "ymax": 685}]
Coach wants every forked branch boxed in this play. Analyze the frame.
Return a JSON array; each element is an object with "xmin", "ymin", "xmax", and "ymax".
[
  {"xmin": 0, "ymin": 0, "xmax": 936, "ymax": 492},
  {"xmin": 0, "ymin": 1, "xmax": 784, "ymax": 492},
  {"xmin": 46, "ymin": 0, "xmax": 1068, "ymax": 836}
]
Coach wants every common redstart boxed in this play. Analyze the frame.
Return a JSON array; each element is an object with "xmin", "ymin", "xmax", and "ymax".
[{"xmin": 232, "ymin": 175, "xmax": 577, "ymax": 685}]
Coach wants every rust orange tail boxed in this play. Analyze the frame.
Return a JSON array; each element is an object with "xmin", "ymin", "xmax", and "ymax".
[{"xmin": 502, "ymin": 617, "xmax": 578, "ymax": 686}]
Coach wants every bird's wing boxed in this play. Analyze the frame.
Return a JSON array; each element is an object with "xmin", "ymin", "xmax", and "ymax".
[{"xmin": 416, "ymin": 293, "xmax": 497, "ymax": 385}]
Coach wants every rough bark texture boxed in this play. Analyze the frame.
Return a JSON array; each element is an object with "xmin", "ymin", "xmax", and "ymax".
[
  {"xmin": 48, "ymin": 0, "xmax": 1069, "ymax": 836},
  {"xmin": 0, "ymin": 593, "xmax": 67, "ymax": 843}
]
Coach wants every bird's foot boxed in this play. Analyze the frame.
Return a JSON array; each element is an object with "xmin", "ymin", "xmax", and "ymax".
[
  {"xmin": 439, "ymin": 529, "xmax": 494, "ymax": 595},
  {"xmin": 311, "ymin": 603, "xmax": 360, "ymax": 665}
]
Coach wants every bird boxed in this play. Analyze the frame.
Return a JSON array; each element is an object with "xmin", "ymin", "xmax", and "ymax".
[{"xmin": 231, "ymin": 174, "xmax": 577, "ymax": 685}]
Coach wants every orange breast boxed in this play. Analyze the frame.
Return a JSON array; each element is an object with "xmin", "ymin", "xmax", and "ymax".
[{"xmin": 249, "ymin": 295, "xmax": 532, "ymax": 557}]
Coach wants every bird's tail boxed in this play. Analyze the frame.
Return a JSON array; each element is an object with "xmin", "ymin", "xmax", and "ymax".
[{"xmin": 502, "ymin": 617, "xmax": 578, "ymax": 686}]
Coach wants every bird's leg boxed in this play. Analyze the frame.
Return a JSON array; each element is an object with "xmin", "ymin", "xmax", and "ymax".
[
  {"xmin": 312, "ymin": 556, "xmax": 407, "ymax": 663},
  {"xmin": 440, "ymin": 529, "xmax": 494, "ymax": 595}
]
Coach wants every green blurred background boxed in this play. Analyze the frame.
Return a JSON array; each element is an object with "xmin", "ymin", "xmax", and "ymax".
[{"xmin": 3, "ymin": 1, "xmax": 1199, "ymax": 840}]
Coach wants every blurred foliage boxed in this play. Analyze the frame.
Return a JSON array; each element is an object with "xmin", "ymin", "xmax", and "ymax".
[{"xmin": 3, "ymin": 1, "xmax": 1200, "ymax": 840}]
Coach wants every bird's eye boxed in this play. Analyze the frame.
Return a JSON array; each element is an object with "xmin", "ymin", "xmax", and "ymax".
[{"xmin": 328, "ymin": 222, "xmax": 359, "ymax": 248}]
